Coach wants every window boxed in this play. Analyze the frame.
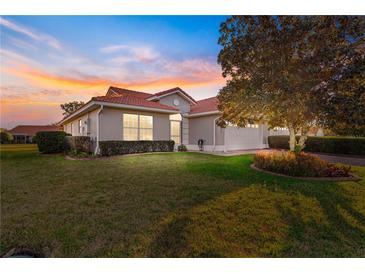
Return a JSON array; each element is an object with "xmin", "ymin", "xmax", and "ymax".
[
  {"xmin": 78, "ymin": 120, "xmax": 82, "ymax": 134},
  {"xmin": 139, "ymin": 115, "xmax": 153, "ymax": 140},
  {"xmin": 123, "ymin": 114, "xmax": 153, "ymax": 141},
  {"xmin": 70, "ymin": 123, "xmax": 73, "ymax": 135},
  {"xmin": 170, "ymin": 121, "xmax": 181, "ymax": 144}
]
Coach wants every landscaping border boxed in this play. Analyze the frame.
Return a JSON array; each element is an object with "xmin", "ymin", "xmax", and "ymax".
[{"xmin": 250, "ymin": 164, "xmax": 361, "ymax": 182}]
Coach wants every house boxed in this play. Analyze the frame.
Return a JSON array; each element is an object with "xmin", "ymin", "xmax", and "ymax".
[
  {"xmin": 58, "ymin": 86, "xmax": 290, "ymax": 153},
  {"xmin": 8, "ymin": 125, "xmax": 60, "ymax": 143}
]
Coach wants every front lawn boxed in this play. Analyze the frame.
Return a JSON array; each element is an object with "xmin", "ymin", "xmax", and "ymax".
[{"xmin": 1, "ymin": 144, "xmax": 364, "ymax": 257}]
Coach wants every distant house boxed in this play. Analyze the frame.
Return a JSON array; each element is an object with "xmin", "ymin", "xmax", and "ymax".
[{"xmin": 8, "ymin": 125, "xmax": 60, "ymax": 143}]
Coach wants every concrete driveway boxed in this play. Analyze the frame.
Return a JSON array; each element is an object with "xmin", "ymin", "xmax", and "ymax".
[
  {"xmin": 313, "ymin": 153, "xmax": 365, "ymax": 167},
  {"xmin": 198, "ymin": 149, "xmax": 365, "ymax": 166}
]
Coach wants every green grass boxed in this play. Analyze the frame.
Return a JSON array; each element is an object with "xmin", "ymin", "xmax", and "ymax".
[{"xmin": 1, "ymin": 144, "xmax": 364, "ymax": 257}]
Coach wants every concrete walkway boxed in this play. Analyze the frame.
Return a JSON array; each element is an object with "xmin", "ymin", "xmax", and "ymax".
[
  {"xmin": 198, "ymin": 149, "xmax": 365, "ymax": 166},
  {"xmin": 196, "ymin": 149, "xmax": 266, "ymax": 156}
]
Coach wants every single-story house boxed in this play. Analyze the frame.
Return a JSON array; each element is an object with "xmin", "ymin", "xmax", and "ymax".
[
  {"xmin": 59, "ymin": 86, "xmax": 292, "ymax": 154},
  {"xmin": 8, "ymin": 125, "xmax": 60, "ymax": 143}
]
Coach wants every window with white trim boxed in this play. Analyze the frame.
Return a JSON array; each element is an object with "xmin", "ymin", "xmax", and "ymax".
[{"xmin": 123, "ymin": 114, "xmax": 153, "ymax": 141}]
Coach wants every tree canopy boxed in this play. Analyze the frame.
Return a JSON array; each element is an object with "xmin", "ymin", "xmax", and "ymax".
[
  {"xmin": 60, "ymin": 101, "xmax": 85, "ymax": 117},
  {"xmin": 217, "ymin": 16, "xmax": 365, "ymax": 150}
]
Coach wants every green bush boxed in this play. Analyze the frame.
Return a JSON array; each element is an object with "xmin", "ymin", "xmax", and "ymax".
[
  {"xmin": 177, "ymin": 144, "xmax": 187, "ymax": 152},
  {"xmin": 254, "ymin": 150, "xmax": 351, "ymax": 177},
  {"xmin": 0, "ymin": 132, "xmax": 13, "ymax": 144},
  {"xmin": 35, "ymin": 131, "xmax": 67, "ymax": 153},
  {"xmin": 268, "ymin": 136, "xmax": 365, "ymax": 155},
  {"xmin": 99, "ymin": 140, "xmax": 175, "ymax": 156},
  {"xmin": 64, "ymin": 136, "xmax": 93, "ymax": 153}
]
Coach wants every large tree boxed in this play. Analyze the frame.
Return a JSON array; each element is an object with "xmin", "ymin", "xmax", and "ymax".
[
  {"xmin": 60, "ymin": 101, "xmax": 85, "ymax": 117},
  {"xmin": 217, "ymin": 16, "xmax": 365, "ymax": 151}
]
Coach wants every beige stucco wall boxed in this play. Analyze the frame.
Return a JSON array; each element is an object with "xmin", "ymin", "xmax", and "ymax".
[
  {"xmin": 63, "ymin": 109, "xmax": 98, "ymax": 139},
  {"xmin": 99, "ymin": 107, "xmax": 171, "ymax": 141},
  {"xmin": 189, "ymin": 114, "xmax": 224, "ymax": 146}
]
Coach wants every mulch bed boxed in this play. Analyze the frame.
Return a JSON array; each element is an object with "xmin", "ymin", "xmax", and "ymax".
[{"xmin": 250, "ymin": 164, "xmax": 361, "ymax": 182}]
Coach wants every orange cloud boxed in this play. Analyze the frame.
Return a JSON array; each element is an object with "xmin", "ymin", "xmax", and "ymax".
[{"xmin": 3, "ymin": 63, "xmax": 225, "ymax": 92}]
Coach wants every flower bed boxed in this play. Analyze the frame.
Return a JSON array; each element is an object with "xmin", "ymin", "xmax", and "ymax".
[{"xmin": 253, "ymin": 150, "xmax": 352, "ymax": 178}]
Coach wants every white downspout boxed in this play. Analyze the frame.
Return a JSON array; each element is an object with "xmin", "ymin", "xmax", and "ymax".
[
  {"xmin": 213, "ymin": 117, "xmax": 218, "ymax": 152},
  {"xmin": 95, "ymin": 105, "xmax": 104, "ymax": 155}
]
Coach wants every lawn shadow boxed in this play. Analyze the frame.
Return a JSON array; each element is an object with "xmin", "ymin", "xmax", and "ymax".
[{"xmin": 181, "ymin": 154, "xmax": 365, "ymax": 257}]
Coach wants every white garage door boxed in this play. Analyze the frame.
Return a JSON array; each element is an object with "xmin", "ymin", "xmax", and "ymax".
[{"xmin": 225, "ymin": 126, "xmax": 265, "ymax": 150}]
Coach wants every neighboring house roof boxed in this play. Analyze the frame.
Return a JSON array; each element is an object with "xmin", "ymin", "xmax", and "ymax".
[
  {"xmin": 149, "ymin": 87, "xmax": 197, "ymax": 104},
  {"xmin": 8, "ymin": 125, "xmax": 60, "ymax": 136},
  {"xmin": 107, "ymin": 86, "xmax": 152, "ymax": 98},
  {"xmin": 92, "ymin": 95, "xmax": 179, "ymax": 111},
  {"xmin": 189, "ymin": 97, "xmax": 218, "ymax": 114}
]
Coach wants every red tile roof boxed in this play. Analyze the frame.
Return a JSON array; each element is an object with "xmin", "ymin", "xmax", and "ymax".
[
  {"xmin": 151, "ymin": 87, "xmax": 197, "ymax": 104},
  {"xmin": 92, "ymin": 95, "xmax": 179, "ymax": 111},
  {"xmin": 107, "ymin": 86, "xmax": 152, "ymax": 98},
  {"xmin": 189, "ymin": 97, "xmax": 218, "ymax": 114},
  {"xmin": 8, "ymin": 125, "xmax": 60, "ymax": 136}
]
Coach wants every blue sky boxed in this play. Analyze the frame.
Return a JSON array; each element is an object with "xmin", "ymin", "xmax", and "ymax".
[{"xmin": 0, "ymin": 16, "xmax": 227, "ymax": 128}]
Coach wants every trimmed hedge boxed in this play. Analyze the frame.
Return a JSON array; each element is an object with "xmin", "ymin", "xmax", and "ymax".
[
  {"xmin": 99, "ymin": 140, "xmax": 175, "ymax": 156},
  {"xmin": 64, "ymin": 136, "xmax": 93, "ymax": 153},
  {"xmin": 268, "ymin": 136, "xmax": 365, "ymax": 155},
  {"xmin": 35, "ymin": 131, "xmax": 67, "ymax": 153}
]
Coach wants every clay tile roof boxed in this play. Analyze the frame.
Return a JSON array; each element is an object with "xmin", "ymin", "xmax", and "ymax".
[
  {"xmin": 92, "ymin": 95, "xmax": 179, "ymax": 111},
  {"xmin": 189, "ymin": 96, "xmax": 219, "ymax": 114},
  {"xmin": 151, "ymin": 87, "xmax": 197, "ymax": 104},
  {"xmin": 8, "ymin": 125, "xmax": 60, "ymax": 136},
  {"xmin": 108, "ymin": 86, "xmax": 152, "ymax": 98}
]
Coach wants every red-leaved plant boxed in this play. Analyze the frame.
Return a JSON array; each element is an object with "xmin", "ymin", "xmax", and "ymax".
[{"xmin": 254, "ymin": 150, "xmax": 351, "ymax": 177}]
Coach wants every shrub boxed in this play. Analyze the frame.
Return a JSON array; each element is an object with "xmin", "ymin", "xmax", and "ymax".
[
  {"xmin": 35, "ymin": 131, "xmax": 67, "ymax": 153},
  {"xmin": 99, "ymin": 140, "xmax": 175, "ymax": 156},
  {"xmin": 268, "ymin": 136, "xmax": 365, "ymax": 155},
  {"xmin": 64, "ymin": 136, "xmax": 92, "ymax": 153},
  {"xmin": 178, "ymin": 144, "xmax": 187, "ymax": 152},
  {"xmin": 67, "ymin": 148, "xmax": 94, "ymax": 158},
  {"xmin": 0, "ymin": 132, "xmax": 13, "ymax": 144},
  {"xmin": 254, "ymin": 150, "xmax": 351, "ymax": 177}
]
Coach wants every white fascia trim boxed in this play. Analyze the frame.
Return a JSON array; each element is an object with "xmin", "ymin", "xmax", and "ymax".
[
  {"xmin": 97, "ymin": 101, "xmax": 179, "ymax": 114},
  {"xmin": 147, "ymin": 90, "xmax": 197, "ymax": 105},
  {"xmin": 186, "ymin": 110, "xmax": 220, "ymax": 118},
  {"xmin": 108, "ymin": 88, "xmax": 120, "ymax": 96}
]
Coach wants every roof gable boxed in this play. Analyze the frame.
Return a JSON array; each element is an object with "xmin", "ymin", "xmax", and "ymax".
[
  {"xmin": 107, "ymin": 86, "xmax": 152, "ymax": 98},
  {"xmin": 148, "ymin": 87, "xmax": 197, "ymax": 105}
]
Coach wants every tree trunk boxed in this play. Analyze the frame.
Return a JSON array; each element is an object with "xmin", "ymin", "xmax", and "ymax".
[
  {"xmin": 288, "ymin": 127, "xmax": 296, "ymax": 151},
  {"xmin": 297, "ymin": 128, "xmax": 309, "ymax": 151}
]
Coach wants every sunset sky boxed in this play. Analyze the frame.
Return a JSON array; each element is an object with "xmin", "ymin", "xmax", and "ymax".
[{"xmin": 0, "ymin": 16, "xmax": 227, "ymax": 129}]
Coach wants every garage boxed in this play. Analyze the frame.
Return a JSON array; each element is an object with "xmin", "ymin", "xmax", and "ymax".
[{"xmin": 224, "ymin": 125, "xmax": 266, "ymax": 150}]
